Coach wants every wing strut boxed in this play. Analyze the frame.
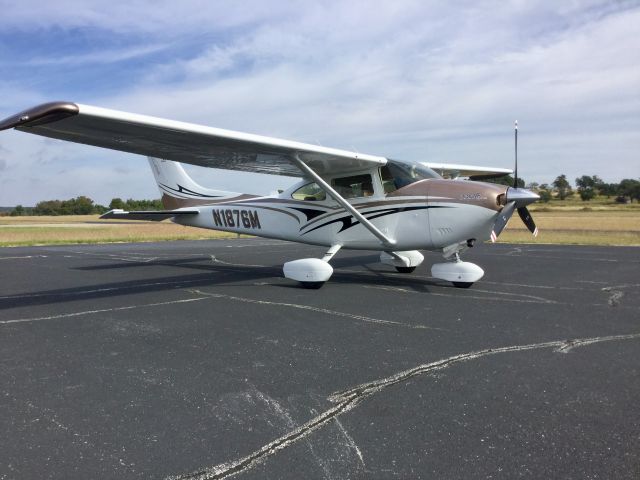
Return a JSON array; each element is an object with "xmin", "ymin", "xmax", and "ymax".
[{"xmin": 290, "ymin": 153, "xmax": 396, "ymax": 248}]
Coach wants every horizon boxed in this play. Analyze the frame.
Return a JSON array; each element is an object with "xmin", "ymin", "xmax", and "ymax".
[{"xmin": 3, "ymin": 173, "xmax": 634, "ymax": 209}]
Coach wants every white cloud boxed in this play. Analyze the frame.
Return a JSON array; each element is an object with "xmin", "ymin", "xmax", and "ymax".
[
  {"xmin": 0, "ymin": 0, "xmax": 297, "ymax": 35},
  {"xmin": 0, "ymin": 1, "xmax": 639, "ymax": 205},
  {"xmin": 22, "ymin": 43, "xmax": 172, "ymax": 66}
]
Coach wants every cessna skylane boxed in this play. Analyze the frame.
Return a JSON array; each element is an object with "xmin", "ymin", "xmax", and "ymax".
[{"xmin": 0, "ymin": 102, "xmax": 539, "ymax": 288}]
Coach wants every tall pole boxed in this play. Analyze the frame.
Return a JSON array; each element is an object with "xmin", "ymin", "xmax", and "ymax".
[{"xmin": 514, "ymin": 120, "xmax": 518, "ymax": 188}]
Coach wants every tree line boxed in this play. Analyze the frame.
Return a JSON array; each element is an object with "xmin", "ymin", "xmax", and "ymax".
[
  {"xmin": 4, "ymin": 175, "xmax": 640, "ymax": 216},
  {"xmin": 8, "ymin": 197, "xmax": 164, "ymax": 216},
  {"xmin": 485, "ymin": 175, "xmax": 640, "ymax": 203},
  {"xmin": 533, "ymin": 175, "xmax": 639, "ymax": 203}
]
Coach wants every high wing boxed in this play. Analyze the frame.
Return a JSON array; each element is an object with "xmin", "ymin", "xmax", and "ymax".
[
  {"xmin": 422, "ymin": 162, "xmax": 512, "ymax": 180},
  {"xmin": 0, "ymin": 102, "xmax": 386, "ymax": 177}
]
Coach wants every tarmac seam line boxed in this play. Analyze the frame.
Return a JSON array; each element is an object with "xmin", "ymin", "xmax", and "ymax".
[
  {"xmin": 0, "ymin": 297, "xmax": 209, "ymax": 325},
  {"xmin": 0, "ymin": 278, "xmax": 212, "ymax": 301},
  {"xmin": 0, "ymin": 255, "xmax": 48, "ymax": 261},
  {"xmin": 187, "ymin": 289, "xmax": 436, "ymax": 330},
  {"xmin": 363, "ymin": 284, "xmax": 555, "ymax": 304}
]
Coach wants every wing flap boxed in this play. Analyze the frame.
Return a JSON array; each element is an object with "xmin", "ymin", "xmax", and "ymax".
[
  {"xmin": 2, "ymin": 102, "xmax": 386, "ymax": 177},
  {"xmin": 100, "ymin": 209, "xmax": 199, "ymax": 221}
]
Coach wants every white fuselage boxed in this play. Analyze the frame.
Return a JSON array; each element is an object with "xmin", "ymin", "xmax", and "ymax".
[{"xmin": 172, "ymin": 174, "xmax": 503, "ymax": 251}]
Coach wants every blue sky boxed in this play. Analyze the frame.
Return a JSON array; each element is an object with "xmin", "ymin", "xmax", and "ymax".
[{"xmin": 0, "ymin": 0, "xmax": 638, "ymax": 205}]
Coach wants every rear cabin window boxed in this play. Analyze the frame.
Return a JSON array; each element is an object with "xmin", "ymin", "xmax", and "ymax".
[
  {"xmin": 292, "ymin": 183, "xmax": 326, "ymax": 201},
  {"xmin": 331, "ymin": 174, "xmax": 374, "ymax": 199}
]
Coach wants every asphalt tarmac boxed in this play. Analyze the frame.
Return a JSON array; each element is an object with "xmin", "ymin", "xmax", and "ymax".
[{"xmin": 1, "ymin": 239, "xmax": 639, "ymax": 479}]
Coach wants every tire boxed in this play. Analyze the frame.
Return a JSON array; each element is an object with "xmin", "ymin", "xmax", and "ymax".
[
  {"xmin": 300, "ymin": 281, "xmax": 325, "ymax": 289},
  {"xmin": 395, "ymin": 266, "xmax": 416, "ymax": 273},
  {"xmin": 452, "ymin": 281, "xmax": 473, "ymax": 288}
]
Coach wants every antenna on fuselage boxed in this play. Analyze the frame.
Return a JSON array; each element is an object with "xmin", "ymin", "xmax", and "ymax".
[{"xmin": 513, "ymin": 120, "xmax": 518, "ymax": 188}]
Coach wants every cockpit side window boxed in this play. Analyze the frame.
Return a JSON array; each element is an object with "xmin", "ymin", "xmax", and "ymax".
[
  {"xmin": 292, "ymin": 182, "xmax": 326, "ymax": 201},
  {"xmin": 331, "ymin": 174, "xmax": 374, "ymax": 199}
]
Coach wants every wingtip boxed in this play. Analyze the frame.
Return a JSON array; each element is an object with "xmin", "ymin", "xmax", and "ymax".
[{"xmin": 0, "ymin": 101, "xmax": 79, "ymax": 131}]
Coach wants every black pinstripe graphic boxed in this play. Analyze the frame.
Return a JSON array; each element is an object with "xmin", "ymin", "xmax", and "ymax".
[
  {"xmin": 301, "ymin": 205, "xmax": 449, "ymax": 235},
  {"xmin": 159, "ymin": 183, "xmax": 222, "ymax": 198}
]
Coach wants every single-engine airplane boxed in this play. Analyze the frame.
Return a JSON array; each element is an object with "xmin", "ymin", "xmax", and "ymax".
[{"xmin": 0, "ymin": 102, "xmax": 539, "ymax": 289}]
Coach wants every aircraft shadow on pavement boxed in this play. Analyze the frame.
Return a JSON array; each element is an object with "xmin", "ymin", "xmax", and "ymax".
[{"xmin": 0, "ymin": 254, "xmax": 446, "ymax": 310}]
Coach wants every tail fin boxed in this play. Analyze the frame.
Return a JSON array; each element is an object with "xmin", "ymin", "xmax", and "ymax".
[{"xmin": 147, "ymin": 157, "xmax": 242, "ymax": 209}]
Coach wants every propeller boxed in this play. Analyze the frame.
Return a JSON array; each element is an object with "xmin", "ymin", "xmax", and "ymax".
[
  {"xmin": 490, "ymin": 121, "xmax": 539, "ymax": 242},
  {"xmin": 517, "ymin": 206, "xmax": 538, "ymax": 237},
  {"xmin": 490, "ymin": 201, "xmax": 516, "ymax": 242}
]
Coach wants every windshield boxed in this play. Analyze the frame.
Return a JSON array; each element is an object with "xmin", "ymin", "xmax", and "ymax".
[{"xmin": 381, "ymin": 159, "xmax": 441, "ymax": 193}]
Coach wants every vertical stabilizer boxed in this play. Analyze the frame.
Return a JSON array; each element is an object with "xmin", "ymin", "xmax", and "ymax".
[{"xmin": 148, "ymin": 157, "xmax": 242, "ymax": 209}]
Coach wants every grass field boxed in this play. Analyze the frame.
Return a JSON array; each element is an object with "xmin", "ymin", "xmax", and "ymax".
[
  {"xmin": 498, "ymin": 210, "xmax": 640, "ymax": 245},
  {"xmin": 0, "ymin": 216, "xmax": 241, "ymax": 247},
  {"xmin": 497, "ymin": 197, "xmax": 640, "ymax": 245},
  {"xmin": 1, "ymin": 200, "xmax": 639, "ymax": 247}
]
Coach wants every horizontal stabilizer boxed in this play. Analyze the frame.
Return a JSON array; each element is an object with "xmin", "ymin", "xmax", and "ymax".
[{"xmin": 100, "ymin": 209, "xmax": 199, "ymax": 221}]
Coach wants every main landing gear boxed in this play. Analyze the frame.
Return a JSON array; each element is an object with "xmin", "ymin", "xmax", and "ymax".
[
  {"xmin": 283, "ymin": 244, "xmax": 483, "ymax": 289},
  {"xmin": 430, "ymin": 241, "xmax": 484, "ymax": 288},
  {"xmin": 283, "ymin": 257, "xmax": 334, "ymax": 289},
  {"xmin": 283, "ymin": 245, "xmax": 341, "ymax": 289},
  {"xmin": 283, "ymin": 248, "xmax": 426, "ymax": 289}
]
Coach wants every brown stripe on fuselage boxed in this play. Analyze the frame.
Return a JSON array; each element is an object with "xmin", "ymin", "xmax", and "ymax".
[
  {"xmin": 231, "ymin": 202, "xmax": 300, "ymax": 223},
  {"xmin": 389, "ymin": 179, "xmax": 507, "ymax": 212}
]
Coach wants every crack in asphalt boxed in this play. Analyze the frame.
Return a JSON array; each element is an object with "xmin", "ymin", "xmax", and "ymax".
[
  {"xmin": 333, "ymin": 417, "xmax": 365, "ymax": 469},
  {"xmin": 167, "ymin": 332, "xmax": 640, "ymax": 480},
  {"xmin": 605, "ymin": 289, "xmax": 624, "ymax": 307},
  {"xmin": 600, "ymin": 283, "xmax": 640, "ymax": 307},
  {"xmin": 210, "ymin": 255, "xmax": 268, "ymax": 268}
]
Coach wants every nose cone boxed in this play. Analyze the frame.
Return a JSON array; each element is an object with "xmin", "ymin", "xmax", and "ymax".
[{"xmin": 506, "ymin": 187, "xmax": 540, "ymax": 207}]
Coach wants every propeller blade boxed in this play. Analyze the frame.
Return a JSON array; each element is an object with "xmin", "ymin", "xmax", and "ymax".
[
  {"xmin": 490, "ymin": 201, "xmax": 516, "ymax": 242},
  {"xmin": 517, "ymin": 206, "xmax": 538, "ymax": 237}
]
